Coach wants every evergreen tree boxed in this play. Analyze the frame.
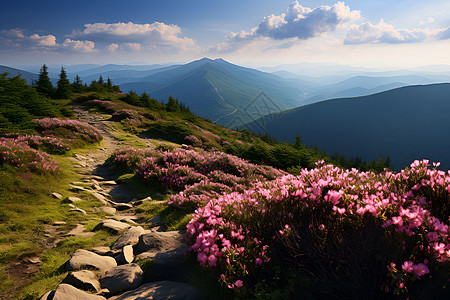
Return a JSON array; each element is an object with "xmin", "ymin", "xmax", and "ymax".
[
  {"xmin": 72, "ymin": 75, "xmax": 85, "ymax": 93},
  {"xmin": 56, "ymin": 66, "xmax": 72, "ymax": 99},
  {"xmin": 35, "ymin": 64, "xmax": 55, "ymax": 98}
]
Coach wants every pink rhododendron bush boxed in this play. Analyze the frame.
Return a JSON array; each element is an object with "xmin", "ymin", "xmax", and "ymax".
[
  {"xmin": 0, "ymin": 138, "xmax": 60, "ymax": 173},
  {"xmin": 187, "ymin": 160, "xmax": 449, "ymax": 298},
  {"xmin": 109, "ymin": 146, "xmax": 285, "ymax": 207},
  {"xmin": 33, "ymin": 117, "xmax": 102, "ymax": 146}
]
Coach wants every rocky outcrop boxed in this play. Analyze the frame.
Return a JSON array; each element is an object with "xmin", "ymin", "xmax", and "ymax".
[
  {"xmin": 62, "ymin": 270, "xmax": 101, "ymax": 292},
  {"xmin": 108, "ymin": 281, "xmax": 204, "ymax": 300},
  {"xmin": 111, "ymin": 226, "xmax": 146, "ymax": 250},
  {"xmin": 93, "ymin": 219, "xmax": 131, "ymax": 233},
  {"xmin": 43, "ymin": 283, "xmax": 106, "ymax": 300}
]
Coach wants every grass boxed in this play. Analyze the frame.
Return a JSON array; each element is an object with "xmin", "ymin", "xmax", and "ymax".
[{"xmin": 0, "ymin": 152, "xmax": 121, "ymax": 299}]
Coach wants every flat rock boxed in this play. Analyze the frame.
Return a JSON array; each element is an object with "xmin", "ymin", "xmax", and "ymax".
[
  {"xmin": 68, "ymin": 207, "xmax": 87, "ymax": 215},
  {"xmin": 40, "ymin": 291, "xmax": 54, "ymax": 300},
  {"xmin": 130, "ymin": 196, "xmax": 152, "ymax": 205},
  {"xmin": 102, "ymin": 180, "xmax": 117, "ymax": 185},
  {"xmin": 67, "ymin": 196, "xmax": 83, "ymax": 203},
  {"xmin": 70, "ymin": 185, "xmax": 91, "ymax": 192},
  {"xmin": 100, "ymin": 264, "xmax": 143, "ymax": 295},
  {"xmin": 111, "ymin": 226, "xmax": 146, "ymax": 250},
  {"xmin": 108, "ymin": 281, "xmax": 205, "ymax": 300},
  {"xmin": 93, "ymin": 206, "xmax": 117, "ymax": 215},
  {"xmin": 26, "ymin": 257, "xmax": 42, "ymax": 264},
  {"xmin": 90, "ymin": 175, "xmax": 106, "ymax": 181},
  {"xmin": 116, "ymin": 245, "xmax": 134, "ymax": 264},
  {"xmin": 65, "ymin": 249, "xmax": 117, "ymax": 273},
  {"xmin": 112, "ymin": 215, "xmax": 139, "ymax": 224},
  {"xmin": 138, "ymin": 246, "xmax": 189, "ymax": 281},
  {"xmin": 147, "ymin": 215, "xmax": 162, "ymax": 227},
  {"xmin": 62, "ymin": 270, "xmax": 101, "ymax": 292},
  {"xmin": 111, "ymin": 202, "xmax": 133, "ymax": 211},
  {"xmin": 52, "ymin": 283, "xmax": 106, "ymax": 300},
  {"xmin": 51, "ymin": 192, "xmax": 63, "ymax": 200},
  {"xmin": 65, "ymin": 224, "xmax": 95, "ymax": 238},
  {"xmin": 134, "ymin": 231, "xmax": 185, "ymax": 255},
  {"xmin": 94, "ymin": 219, "xmax": 131, "ymax": 234},
  {"xmin": 53, "ymin": 221, "xmax": 66, "ymax": 225},
  {"xmin": 89, "ymin": 191, "xmax": 109, "ymax": 205}
]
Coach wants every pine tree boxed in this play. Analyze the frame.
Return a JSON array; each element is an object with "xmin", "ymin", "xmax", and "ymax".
[
  {"xmin": 72, "ymin": 75, "xmax": 84, "ymax": 93},
  {"xmin": 56, "ymin": 66, "xmax": 72, "ymax": 99},
  {"xmin": 36, "ymin": 64, "xmax": 55, "ymax": 98}
]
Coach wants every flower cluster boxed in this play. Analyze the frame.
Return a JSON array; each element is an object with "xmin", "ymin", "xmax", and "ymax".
[
  {"xmin": 91, "ymin": 99, "xmax": 118, "ymax": 112},
  {"xmin": 187, "ymin": 160, "xmax": 449, "ymax": 295},
  {"xmin": 109, "ymin": 146, "xmax": 285, "ymax": 207},
  {"xmin": 0, "ymin": 134, "xmax": 70, "ymax": 154},
  {"xmin": 0, "ymin": 138, "xmax": 60, "ymax": 173},
  {"xmin": 33, "ymin": 117, "xmax": 103, "ymax": 144}
]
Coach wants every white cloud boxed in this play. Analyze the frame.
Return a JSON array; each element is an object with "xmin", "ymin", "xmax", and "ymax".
[
  {"xmin": 106, "ymin": 43, "xmax": 119, "ymax": 52},
  {"xmin": 344, "ymin": 19, "xmax": 442, "ymax": 44},
  {"xmin": 62, "ymin": 38, "xmax": 96, "ymax": 52},
  {"xmin": 211, "ymin": 1, "xmax": 359, "ymax": 53},
  {"xmin": 29, "ymin": 34, "xmax": 57, "ymax": 46},
  {"xmin": 70, "ymin": 21, "xmax": 195, "ymax": 51},
  {"xmin": 231, "ymin": 1, "xmax": 359, "ymax": 42}
]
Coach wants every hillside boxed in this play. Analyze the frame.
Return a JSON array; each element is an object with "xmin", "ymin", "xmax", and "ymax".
[
  {"xmin": 244, "ymin": 83, "xmax": 450, "ymax": 170},
  {"xmin": 0, "ymin": 65, "xmax": 39, "ymax": 84},
  {"xmin": 120, "ymin": 58, "xmax": 305, "ymax": 127}
]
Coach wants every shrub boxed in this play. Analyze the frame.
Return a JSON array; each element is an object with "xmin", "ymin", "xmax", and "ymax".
[{"xmin": 187, "ymin": 160, "xmax": 449, "ymax": 298}]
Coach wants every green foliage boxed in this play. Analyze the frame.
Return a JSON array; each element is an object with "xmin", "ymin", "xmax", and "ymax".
[
  {"xmin": 35, "ymin": 64, "xmax": 55, "ymax": 98},
  {"xmin": 0, "ymin": 73, "xmax": 59, "ymax": 130},
  {"xmin": 55, "ymin": 67, "xmax": 72, "ymax": 99}
]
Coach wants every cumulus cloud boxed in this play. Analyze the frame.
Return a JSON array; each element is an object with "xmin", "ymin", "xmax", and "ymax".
[
  {"xmin": 70, "ymin": 21, "xmax": 195, "ymax": 51},
  {"xmin": 210, "ymin": 1, "xmax": 359, "ymax": 53},
  {"xmin": 0, "ymin": 29, "xmax": 95, "ymax": 52},
  {"xmin": 344, "ymin": 19, "xmax": 442, "ymax": 44},
  {"xmin": 62, "ymin": 38, "xmax": 96, "ymax": 52},
  {"xmin": 230, "ymin": 1, "xmax": 359, "ymax": 42}
]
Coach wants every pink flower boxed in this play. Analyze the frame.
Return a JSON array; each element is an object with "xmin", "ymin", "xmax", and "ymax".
[
  {"xmin": 255, "ymin": 258, "xmax": 262, "ymax": 265},
  {"xmin": 413, "ymin": 263, "xmax": 430, "ymax": 277},
  {"xmin": 234, "ymin": 280, "xmax": 243, "ymax": 288},
  {"xmin": 402, "ymin": 260, "xmax": 414, "ymax": 273}
]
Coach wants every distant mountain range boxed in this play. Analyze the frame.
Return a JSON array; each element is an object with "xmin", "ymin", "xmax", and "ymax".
[
  {"xmin": 243, "ymin": 83, "xmax": 450, "ymax": 170},
  {"xmin": 0, "ymin": 65, "xmax": 38, "ymax": 84}
]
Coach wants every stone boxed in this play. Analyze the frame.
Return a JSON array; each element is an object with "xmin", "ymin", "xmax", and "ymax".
[
  {"xmin": 130, "ymin": 196, "xmax": 152, "ymax": 205},
  {"xmin": 67, "ymin": 196, "xmax": 82, "ymax": 203},
  {"xmin": 111, "ymin": 226, "xmax": 146, "ymax": 250},
  {"xmin": 111, "ymin": 202, "xmax": 133, "ymax": 211},
  {"xmin": 108, "ymin": 281, "xmax": 205, "ymax": 300},
  {"xmin": 93, "ymin": 206, "xmax": 117, "ymax": 215},
  {"xmin": 51, "ymin": 192, "xmax": 63, "ymax": 200},
  {"xmin": 26, "ymin": 257, "xmax": 42, "ymax": 264},
  {"xmin": 116, "ymin": 245, "xmax": 134, "ymax": 264},
  {"xmin": 62, "ymin": 270, "xmax": 101, "ymax": 292},
  {"xmin": 65, "ymin": 224, "xmax": 95, "ymax": 238},
  {"xmin": 53, "ymin": 221, "xmax": 66, "ymax": 225},
  {"xmin": 52, "ymin": 283, "xmax": 106, "ymax": 300},
  {"xmin": 40, "ymin": 291, "xmax": 54, "ymax": 300},
  {"xmin": 90, "ymin": 175, "xmax": 106, "ymax": 181},
  {"xmin": 68, "ymin": 207, "xmax": 87, "ymax": 215},
  {"xmin": 112, "ymin": 215, "xmax": 139, "ymax": 224},
  {"xmin": 147, "ymin": 215, "xmax": 162, "ymax": 227},
  {"xmin": 94, "ymin": 219, "xmax": 131, "ymax": 234},
  {"xmin": 65, "ymin": 249, "xmax": 117, "ymax": 273},
  {"xmin": 91, "ymin": 246, "xmax": 113, "ymax": 256},
  {"xmin": 100, "ymin": 264, "xmax": 143, "ymax": 295},
  {"xmin": 138, "ymin": 246, "xmax": 189, "ymax": 281},
  {"xmin": 133, "ymin": 231, "xmax": 185, "ymax": 255},
  {"xmin": 70, "ymin": 185, "xmax": 91, "ymax": 192},
  {"xmin": 71, "ymin": 181, "xmax": 85, "ymax": 186},
  {"xmin": 89, "ymin": 191, "xmax": 109, "ymax": 205},
  {"xmin": 102, "ymin": 180, "xmax": 117, "ymax": 185}
]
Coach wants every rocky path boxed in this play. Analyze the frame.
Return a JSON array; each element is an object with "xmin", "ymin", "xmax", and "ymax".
[{"xmin": 40, "ymin": 106, "xmax": 204, "ymax": 299}]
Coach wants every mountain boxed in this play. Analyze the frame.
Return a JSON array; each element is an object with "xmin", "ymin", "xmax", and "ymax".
[
  {"xmin": 243, "ymin": 83, "xmax": 450, "ymax": 170},
  {"xmin": 0, "ymin": 65, "xmax": 38, "ymax": 84},
  {"xmin": 120, "ymin": 58, "xmax": 305, "ymax": 127}
]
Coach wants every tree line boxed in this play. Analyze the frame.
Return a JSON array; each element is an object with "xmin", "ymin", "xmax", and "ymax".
[{"xmin": 34, "ymin": 64, "xmax": 121, "ymax": 99}]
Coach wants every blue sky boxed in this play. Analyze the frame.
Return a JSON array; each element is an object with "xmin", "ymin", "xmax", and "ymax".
[{"xmin": 1, "ymin": 0, "xmax": 450, "ymax": 68}]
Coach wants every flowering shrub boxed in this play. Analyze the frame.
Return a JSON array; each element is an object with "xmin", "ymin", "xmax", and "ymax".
[
  {"xmin": 33, "ymin": 117, "xmax": 103, "ymax": 144},
  {"xmin": 0, "ymin": 138, "xmax": 60, "ymax": 173},
  {"xmin": 187, "ymin": 160, "xmax": 449, "ymax": 298},
  {"xmin": 111, "ymin": 109, "xmax": 140, "ymax": 121},
  {"xmin": 184, "ymin": 135, "xmax": 202, "ymax": 147},
  {"xmin": 91, "ymin": 99, "xmax": 118, "ymax": 112},
  {"xmin": 0, "ymin": 134, "xmax": 70, "ymax": 154},
  {"xmin": 109, "ymin": 147, "xmax": 285, "ymax": 207}
]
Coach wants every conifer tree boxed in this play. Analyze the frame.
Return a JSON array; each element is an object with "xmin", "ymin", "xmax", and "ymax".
[
  {"xmin": 56, "ymin": 66, "xmax": 72, "ymax": 99},
  {"xmin": 72, "ymin": 75, "xmax": 84, "ymax": 93},
  {"xmin": 36, "ymin": 64, "xmax": 55, "ymax": 98}
]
